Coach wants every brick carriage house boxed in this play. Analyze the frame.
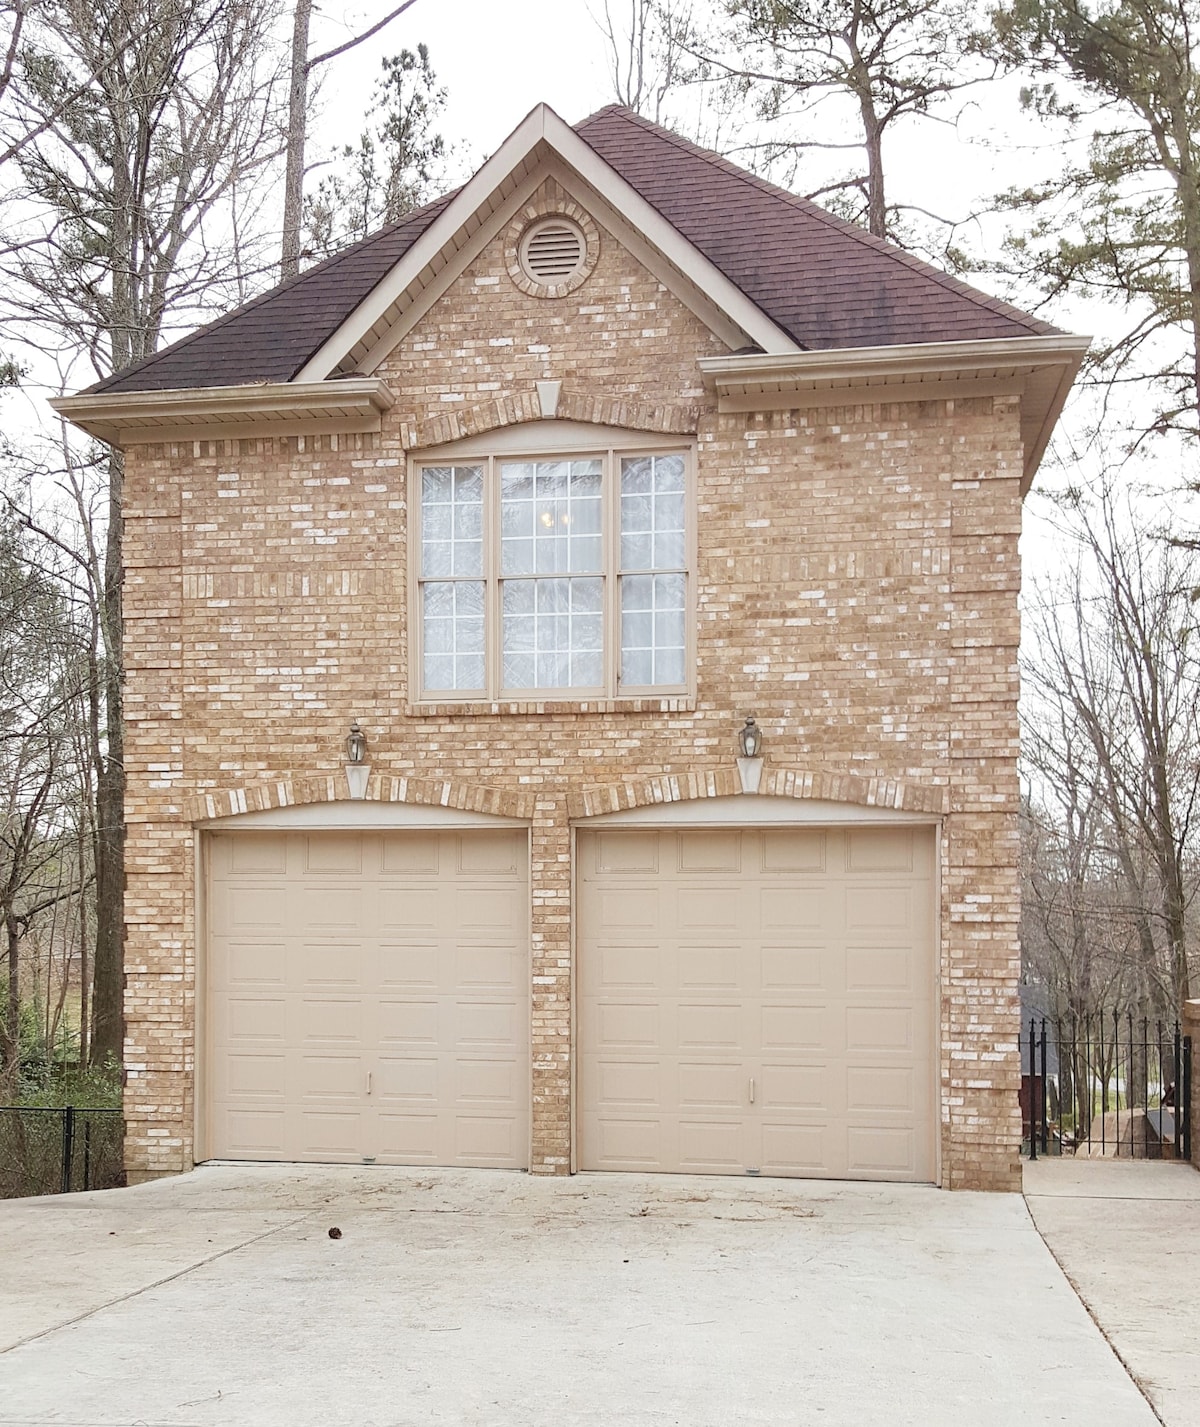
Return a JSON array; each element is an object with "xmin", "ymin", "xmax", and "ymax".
[{"xmin": 56, "ymin": 104, "xmax": 1085, "ymax": 1192}]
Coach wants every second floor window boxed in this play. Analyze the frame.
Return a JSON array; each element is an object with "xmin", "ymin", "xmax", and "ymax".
[{"xmin": 416, "ymin": 446, "xmax": 689, "ymax": 700}]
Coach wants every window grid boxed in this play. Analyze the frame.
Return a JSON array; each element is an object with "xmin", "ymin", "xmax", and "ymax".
[{"xmin": 416, "ymin": 448, "xmax": 690, "ymax": 700}]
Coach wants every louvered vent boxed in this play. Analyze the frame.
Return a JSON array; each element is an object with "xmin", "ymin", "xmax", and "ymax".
[{"xmin": 521, "ymin": 220, "xmax": 586, "ymax": 282}]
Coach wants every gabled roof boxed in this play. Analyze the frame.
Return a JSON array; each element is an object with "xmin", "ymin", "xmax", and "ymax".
[{"xmin": 88, "ymin": 105, "xmax": 1058, "ymax": 398}]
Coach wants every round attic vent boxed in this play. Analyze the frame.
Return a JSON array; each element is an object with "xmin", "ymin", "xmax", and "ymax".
[{"xmin": 520, "ymin": 218, "xmax": 587, "ymax": 283}]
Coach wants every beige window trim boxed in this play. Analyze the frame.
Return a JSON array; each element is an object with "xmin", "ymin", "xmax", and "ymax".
[{"xmin": 409, "ymin": 430, "xmax": 696, "ymax": 706}]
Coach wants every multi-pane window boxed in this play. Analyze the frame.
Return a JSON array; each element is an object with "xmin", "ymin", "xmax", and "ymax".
[{"xmin": 416, "ymin": 447, "xmax": 689, "ymax": 699}]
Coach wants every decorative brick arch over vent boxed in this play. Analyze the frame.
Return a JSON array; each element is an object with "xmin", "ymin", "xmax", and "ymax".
[
  {"xmin": 190, "ymin": 773, "xmax": 536, "ymax": 824},
  {"xmin": 505, "ymin": 181, "xmax": 600, "ymax": 299},
  {"xmin": 567, "ymin": 767, "xmax": 946, "ymax": 820}
]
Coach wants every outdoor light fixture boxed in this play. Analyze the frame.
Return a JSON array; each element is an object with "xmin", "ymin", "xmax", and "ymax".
[
  {"xmin": 738, "ymin": 716, "xmax": 762, "ymax": 759},
  {"xmin": 344, "ymin": 720, "xmax": 370, "ymax": 799},
  {"xmin": 736, "ymin": 715, "xmax": 764, "ymax": 794}
]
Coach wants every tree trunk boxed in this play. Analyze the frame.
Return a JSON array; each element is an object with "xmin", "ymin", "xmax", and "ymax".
[
  {"xmin": 89, "ymin": 447, "xmax": 124, "ymax": 1068},
  {"xmin": 281, "ymin": 0, "xmax": 313, "ymax": 281},
  {"xmin": 4, "ymin": 913, "xmax": 19, "ymax": 1077}
]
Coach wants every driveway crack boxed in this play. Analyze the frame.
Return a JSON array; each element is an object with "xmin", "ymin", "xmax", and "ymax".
[{"xmin": 1, "ymin": 1211, "xmax": 315, "ymax": 1355}]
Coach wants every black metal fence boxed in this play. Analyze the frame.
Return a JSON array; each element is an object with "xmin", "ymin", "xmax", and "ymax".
[
  {"xmin": 0, "ymin": 1107, "xmax": 124, "ymax": 1198},
  {"xmin": 1020, "ymin": 1013, "xmax": 1192, "ymax": 1161}
]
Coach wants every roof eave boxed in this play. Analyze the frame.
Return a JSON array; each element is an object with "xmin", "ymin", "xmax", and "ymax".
[
  {"xmin": 50, "ymin": 377, "xmax": 396, "ymax": 448},
  {"xmin": 698, "ymin": 334, "xmax": 1091, "ymax": 492}
]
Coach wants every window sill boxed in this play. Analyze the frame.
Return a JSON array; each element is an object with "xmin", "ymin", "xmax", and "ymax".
[{"xmin": 405, "ymin": 695, "xmax": 697, "ymax": 718}]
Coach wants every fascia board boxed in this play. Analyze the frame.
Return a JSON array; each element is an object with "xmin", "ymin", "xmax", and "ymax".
[
  {"xmin": 294, "ymin": 103, "xmax": 799, "ymax": 384},
  {"xmin": 50, "ymin": 377, "xmax": 395, "ymax": 447}
]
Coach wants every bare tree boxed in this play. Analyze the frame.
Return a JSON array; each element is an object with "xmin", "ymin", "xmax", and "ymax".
[
  {"xmin": 594, "ymin": 0, "xmax": 695, "ymax": 124},
  {"xmin": 280, "ymin": 0, "xmax": 422, "ymax": 280},
  {"xmin": 0, "ymin": 0, "xmax": 288, "ymax": 1066},
  {"xmin": 663, "ymin": 0, "xmax": 995, "ymax": 241},
  {"xmin": 1023, "ymin": 486, "xmax": 1200, "ymax": 1009}
]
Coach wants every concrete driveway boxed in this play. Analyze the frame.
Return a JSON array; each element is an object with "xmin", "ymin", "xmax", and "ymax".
[{"xmin": 0, "ymin": 1165, "xmax": 1160, "ymax": 1427}]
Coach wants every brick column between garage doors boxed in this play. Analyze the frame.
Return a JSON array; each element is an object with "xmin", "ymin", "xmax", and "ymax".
[{"xmin": 531, "ymin": 801, "xmax": 572, "ymax": 1172}]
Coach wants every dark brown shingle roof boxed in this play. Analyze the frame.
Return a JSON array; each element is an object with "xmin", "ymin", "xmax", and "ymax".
[{"xmin": 91, "ymin": 106, "xmax": 1055, "ymax": 396}]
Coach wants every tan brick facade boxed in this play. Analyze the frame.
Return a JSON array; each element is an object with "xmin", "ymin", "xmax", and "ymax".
[{"xmin": 120, "ymin": 198, "xmax": 1025, "ymax": 1190}]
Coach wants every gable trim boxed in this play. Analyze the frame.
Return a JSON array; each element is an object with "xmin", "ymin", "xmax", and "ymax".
[{"xmin": 293, "ymin": 104, "xmax": 800, "ymax": 384}]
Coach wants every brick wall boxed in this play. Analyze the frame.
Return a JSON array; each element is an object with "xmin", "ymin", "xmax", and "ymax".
[{"xmin": 119, "ymin": 186, "xmax": 1025, "ymax": 1189}]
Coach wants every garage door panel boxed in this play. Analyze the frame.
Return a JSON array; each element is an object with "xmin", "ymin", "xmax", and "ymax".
[
  {"xmin": 846, "ymin": 1126, "xmax": 918, "ymax": 1176},
  {"xmin": 207, "ymin": 829, "xmax": 529, "ymax": 1168},
  {"xmin": 377, "ymin": 888, "xmax": 440, "ymax": 929},
  {"xmin": 597, "ymin": 1000, "xmax": 659, "ymax": 1048},
  {"xmin": 678, "ymin": 1060, "xmax": 743, "ymax": 1109},
  {"xmin": 221, "ymin": 996, "xmax": 287, "ymax": 1044},
  {"xmin": 847, "ymin": 1065, "xmax": 915, "ymax": 1112},
  {"xmin": 594, "ymin": 942, "xmax": 659, "ymax": 989},
  {"xmin": 454, "ymin": 999, "xmax": 522, "ymax": 1047},
  {"xmin": 221, "ymin": 941, "xmax": 287, "ymax": 987},
  {"xmin": 845, "ymin": 944, "xmax": 917, "ymax": 992},
  {"xmin": 761, "ymin": 828, "xmax": 826, "ymax": 872},
  {"xmin": 296, "ymin": 997, "xmax": 364, "ymax": 1046},
  {"xmin": 587, "ymin": 1114, "xmax": 666, "ymax": 1168},
  {"xmin": 303, "ymin": 834, "xmax": 365, "ymax": 875},
  {"xmin": 580, "ymin": 826, "xmax": 935, "ymax": 1183},
  {"xmin": 375, "ymin": 1055, "xmax": 438, "ymax": 1103},
  {"xmin": 455, "ymin": 943, "xmax": 522, "ymax": 988},
  {"xmin": 759, "ymin": 1063, "xmax": 830, "ymax": 1111},
  {"xmin": 295, "ymin": 941, "xmax": 367, "ymax": 989},
  {"xmin": 760, "ymin": 944, "xmax": 825, "ymax": 991},
  {"xmin": 376, "ymin": 1113, "xmax": 439, "ymax": 1160},
  {"xmin": 759, "ymin": 885, "xmax": 827, "ymax": 930},
  {"xmin": 377, "ymin": 941, "xmax": 438, "ymax": 987},
  {"xmin": 677, "ymin": 830, "xmax": 741, "ymax": 873},
  {"xmin": 845, "ymin": 1006, "xmax": 915, "ymax": 1052},
  {"xmin": 593, "ymin": 1057, "xmax": 659, "ymax": 1106},
  {"xmin": 676, "ymin": 945, "xmax": 741, "ymax": 990},
  {"xmin": 457, "ymin": 831, "xmax": 524, "ymax": 875},
  {"xmin": 846, "ymin": 828, "xmax": 915, "ymax": 873},
  {"xmin": 593, "ymin": 829, "xmax": 659, "ymax": 874},
  {"xmin": 678, "ymin": 1119, "xmax": 744, "ymax": 1170},
  {"xmin": 223, "ymin": 1109, "xmax": 287, "ymax": 1156},
  {"xmin": 676, "ymin": 886, "xmax": 741, "ymax": 929},
  {"xmin": 299, "ymin": 1110, "xmax": 363, "ymax": 1158},
  {"xmin": 760, "ymin": 1003, "xmax": 830, "ymax": 1053},
  {"xmin": 220, "ymin": 1053, "xmax": 287, "ymax": 1099},
  {"xmin": 298, "ymin": 887, "xmax": 364, "ymax": 929},
  {"xmin": 760, "ymin": 1121, "xmax": 829, "ymax": 1173},
  {"xmin": 456, "ymin": 1057, "xmax": 522, "ymax": 1105},
  {"xmin": 677, "ymin": 1002, "xmax": 741, "ymax": 1049},
  {"xmin": 376, "ymin": 998, "xmax": 439, "ymax": 1045}
]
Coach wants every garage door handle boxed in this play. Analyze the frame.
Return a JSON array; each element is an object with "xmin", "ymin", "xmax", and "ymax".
[
  {"xmin": 749, "ymin": 1077, "xmax": 755, "ymax": 1105},
  {"xmin": 366, "ymin": 1070, "xmax": 372, "ymax": 1096}
]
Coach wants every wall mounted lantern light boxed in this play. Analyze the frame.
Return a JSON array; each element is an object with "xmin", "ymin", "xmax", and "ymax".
[
  {"xmin": 736, "ymin": 715, "xmax": 764, "ymax": 794},
  {"xmin": 344, "ymin": 720, "xmax": 370, "ymax": 799}
]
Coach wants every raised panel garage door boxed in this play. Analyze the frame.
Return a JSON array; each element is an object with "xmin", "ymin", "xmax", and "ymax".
[
  {"xmin": 578, "ymin": 826, "xmax": 936, "ymax": 1181},
  {"xmin": 206, "ymin": 828, "xmax": 529, "ymax": 1168}
]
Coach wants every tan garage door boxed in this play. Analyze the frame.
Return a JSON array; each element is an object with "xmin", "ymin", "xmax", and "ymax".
[
  {"xmin": 578, "ymin": 825, "xmax": 936, "ymax": 1181},
  {"xmin": 207, "ymin": 828, "xmax": 529, "ymax": 1167}
]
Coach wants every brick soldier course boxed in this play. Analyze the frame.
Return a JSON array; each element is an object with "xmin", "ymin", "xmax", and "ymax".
[{"xmin": 57, "ymin": 104, "xmax": 1088, "ymax": 1191}]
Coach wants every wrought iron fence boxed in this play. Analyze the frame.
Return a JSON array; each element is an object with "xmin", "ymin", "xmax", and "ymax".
[
  {"xmin": 0, "ymin": 1107, "xmax": 124, "ymax": 1198},
  {"xmin": 1020, "ymin": 1013, "xmax": 1191, "ymax": 1161}
]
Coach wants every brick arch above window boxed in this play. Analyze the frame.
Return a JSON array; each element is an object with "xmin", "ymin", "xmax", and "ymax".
[{"xmin": 399, "ymin": 387, "xmax": 701, "ymax": 453}]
